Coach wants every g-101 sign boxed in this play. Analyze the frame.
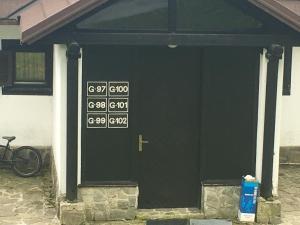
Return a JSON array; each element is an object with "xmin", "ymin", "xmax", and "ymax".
[
  {"xmin": 108, "ymin": 98, "xmax": 129, "ymax": 112},
  {"xmin": 86, "ymin": 81, "xmax": 129, "ymax": 128}
]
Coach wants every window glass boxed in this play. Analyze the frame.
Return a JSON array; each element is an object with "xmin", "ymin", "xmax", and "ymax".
[
  {"xmin": 77, "ymin": 0, "xmax": 168, "ymax": 31},
  {"xmin": 176, "ymin": 0, "xmax": 263, "ymax": 32},
  {"xmin": 15, "ymin": 52, "xmax": 45, "ymax": 83}
]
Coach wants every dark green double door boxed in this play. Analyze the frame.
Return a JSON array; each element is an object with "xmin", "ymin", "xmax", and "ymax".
[{"xmin": 82, "ymin": 46, "xmax": 202, "ymax": 208}]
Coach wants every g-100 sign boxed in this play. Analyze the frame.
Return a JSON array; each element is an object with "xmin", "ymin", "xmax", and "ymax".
[{"xmin": 108, "ymin": 82, "xmax": 129, "ymax": 96}]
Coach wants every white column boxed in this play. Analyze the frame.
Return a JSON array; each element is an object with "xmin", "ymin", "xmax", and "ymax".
[
  {"xmin": 78, "ymin": 48, "xmax": 83, "ymax": 185},
  {"xmin": 272, "ymin": 51, "xmax": 284, "ymax": 196},
  {"xmin": 52, "ymin": 44, "xmax": 67, "ymax": 195},
  {"xmin": 256, "ymin": 49, "xmax": 268, "ymax": 183},
  {"xmin": 255, "ymin": 48, "xmax": 284, "ymax": 196}
]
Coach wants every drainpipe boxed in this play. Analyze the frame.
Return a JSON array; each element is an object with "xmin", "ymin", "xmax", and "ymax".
[
  {"xmin": 66, "ymin": 42, "xmax": 81, "ymax": 201},
  {"xmin": 261, "ymin": 44, "xmax": 283, "ymax": 199}
]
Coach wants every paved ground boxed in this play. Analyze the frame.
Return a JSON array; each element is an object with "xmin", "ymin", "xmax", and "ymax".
[
  {"xmin": 278, "ymin": 164, "xmax": 300, "ymax": 225},
  {"xmin": 0, "ymin": 167, "xmax": 59, "ymax": 225},
  {"xmin": 0, "ymin": 164, "xmax": 299, "ymax": 225}
]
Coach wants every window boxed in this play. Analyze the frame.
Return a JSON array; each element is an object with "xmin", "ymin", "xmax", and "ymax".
[
  {"xmin": 0, "ymin": 51, "xmax": 12, "ymax": 85},
  {"xmin": 75, "ymin": 0, "xmax": 264, "ymax": 33},
  {"xmin": 1, "ymin": 44, "xmax": 52, "ymax": 95},
  {"xmin": 15, "ymin": 52, "xmax": 46, "ymax": 83},
  {"xmin": 176, "ymin": 0, "xmax": 262, "ymax": 32},
  {"xmin": 76, "ymin": 0, "xmax": 168, "ymax": 31}
]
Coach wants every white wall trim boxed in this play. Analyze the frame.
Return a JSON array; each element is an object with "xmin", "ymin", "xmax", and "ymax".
[
  {"xmin": 256, "ymin": 49, "xmax": 268, "ymax": 183},
  {"xmin": 78, "ymin": 48, "xmax": 83, "ymax": 185},
  {"xmin": 272, "ymin": 52, "xmax": 284, "ymax": 196},
  {"xmin": 255, "ymin": 48, "xmax": 284, "ymax": 195},
  {"xmin": 52, "ymin": 44, "xmax": 67, "ymax": 195}
]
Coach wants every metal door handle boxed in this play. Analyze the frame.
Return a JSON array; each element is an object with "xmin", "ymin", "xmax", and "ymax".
[{"xmin": 138, "ymin": 134, "xmax": 149, "ymax": 152}]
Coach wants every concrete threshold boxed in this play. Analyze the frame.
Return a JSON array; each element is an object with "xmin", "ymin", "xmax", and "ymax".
[
  {"xmin": 85, "ymin": 219, "xmax": 260, "ymax": 225},
  {"xmin": 136, "ymin": 208, "xmax": 205, "ymax": 220}
]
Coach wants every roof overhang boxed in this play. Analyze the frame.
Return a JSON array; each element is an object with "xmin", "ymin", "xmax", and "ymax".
[
  {"xmin": 248, "ymin": 0, "xmax": 300, "ymax": 32},
  {"xmin": 19, "ymin": 0, "xmax": 300, "ymax": 44},
  {"xmin": 20, "ymin": 0, "xmax": 109, "ymax": 44}
]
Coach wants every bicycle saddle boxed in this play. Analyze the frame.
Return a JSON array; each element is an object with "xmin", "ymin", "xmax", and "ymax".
[{"xmin": 2, "ymin": 136, "xmax": 16, "ymax": 142}]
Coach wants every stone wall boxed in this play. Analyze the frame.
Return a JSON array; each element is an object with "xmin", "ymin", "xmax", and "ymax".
[
  {"xmin": 280, "ymin": 146, "xmax": 300, "ymax": 164},
  {"xmin": 78, "ymin": 186, "xmax": 139, "ymax": 221},
  {"xmin": 201, "ymin": 184, "xmax": 240, "ymax": 219}
]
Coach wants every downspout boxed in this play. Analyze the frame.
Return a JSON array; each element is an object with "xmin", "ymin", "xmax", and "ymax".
[
  {"xmin": 261, "ymin": 44, "xmax": 283, "ymax": 199},
  {"xmin": 66, "ymin": 42, "xmax": 81, "ymax": 201}
]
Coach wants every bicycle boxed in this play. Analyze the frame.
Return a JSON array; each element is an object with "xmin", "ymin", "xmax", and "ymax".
[{"xmin": 0, "ymin": 136, "xmax": 42, "ymax": 177}]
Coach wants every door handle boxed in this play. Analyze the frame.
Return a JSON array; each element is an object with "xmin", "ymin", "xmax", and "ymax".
[{"xmin": 138, "ymin": 134, "xmax": 149, "ymax": 152}]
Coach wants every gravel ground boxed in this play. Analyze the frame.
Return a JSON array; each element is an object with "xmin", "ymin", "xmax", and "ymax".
[
  {"xmin": 0, "ymin": 164, "xmax": 299, "ymax": 225},
  {"xmin": 0, "ymin": 167, "xmax": 60, "ymax": 225},
  {"xmin": 278, "ymin": 164, "xmax": 300, "ymax": 225}
]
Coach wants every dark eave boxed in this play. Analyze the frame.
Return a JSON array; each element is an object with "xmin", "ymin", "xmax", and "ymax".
[
  {"xmin": 0, "ymin": 19, "xmax": 19, "ymax": 25},
  {"xmin": 248, "ymin": 0, "xmax": 300, "ymax": 32}
]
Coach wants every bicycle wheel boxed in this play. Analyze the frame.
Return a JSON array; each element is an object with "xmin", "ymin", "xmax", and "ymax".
[{"xmin": 12, "ymin": 146, "xmax": 42, "ymax": 177}]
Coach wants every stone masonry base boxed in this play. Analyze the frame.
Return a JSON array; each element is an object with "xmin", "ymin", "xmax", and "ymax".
[
  {"xmin": 256, "ymin": 197, "xmax": 281, "ymax": 224},
  {"xmin": 78, "ymin": 186, "xmax": 138, "ymax": 221},
  {"xmin": 201, "ymin": 183, "xmax": 240, "ymax": 219},
  {"xmin": 58, "ymin": 185, "xmax": 281, "ymax": 225}
]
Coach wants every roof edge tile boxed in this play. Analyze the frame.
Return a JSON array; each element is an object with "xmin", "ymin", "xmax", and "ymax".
[
  {"xmin": 248, "ymin": 0, "xmax": 300, "ymax": 32},
  {"xmin": 21, "ymin": 0, "xmax": 109, "ymax": 44}
]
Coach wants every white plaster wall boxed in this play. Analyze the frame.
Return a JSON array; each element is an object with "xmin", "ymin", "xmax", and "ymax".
[
  {"xmin": 0, "ymin": 25, "xmax": 20, "ymax": 39},
  {"xmin": 52, "ymin": 44, "xmax": 67, "ymax": 195},
  {"xmin": 0, "ymin": 92, "xmax": 52, "ymax": 147},
  {"xmin": 281, "ymin": 47, "xmax": 300, "ymax": 147}
]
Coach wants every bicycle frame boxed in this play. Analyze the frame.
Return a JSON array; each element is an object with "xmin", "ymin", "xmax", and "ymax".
[{"xmin": 0, "ymin": 142, "xmax": 14, "ymax": 165}]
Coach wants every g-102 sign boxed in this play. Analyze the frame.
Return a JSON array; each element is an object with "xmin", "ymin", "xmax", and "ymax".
[
  {"xmin": 86, "ymin": 81, "xmax": 129, "ymax": 129},
  {"xmin": 108, "ymin": 114, "xmax": 128, "ymax": 128}
]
